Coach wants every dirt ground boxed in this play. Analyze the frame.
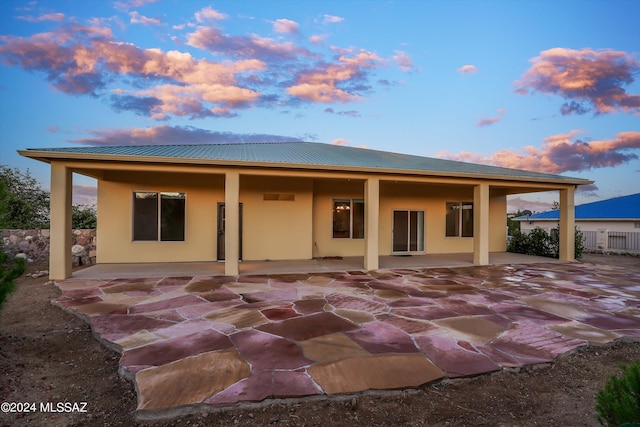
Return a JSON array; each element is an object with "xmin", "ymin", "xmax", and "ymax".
[{"xmin": 1, "ymin": 254, "xmax": 639, "ymax": 427}]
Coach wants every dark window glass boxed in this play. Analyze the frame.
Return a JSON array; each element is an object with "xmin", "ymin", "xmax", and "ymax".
[
  {"xmin": 160, "ymin": 193, "xmax": 185, "ymax": 241},
  {"xmin": 461, "ymin": 202, "xmax": 474, "ymax": 237},
  {"xmin": 133, "ymin": 192, "xmax": 158, "ymax": 241},
  {"xmin": 133, "ymin": 191, "xmax": 186, "ymax": 242},
  {"xmin": 332, "ymin": 200, "xmax": 351, "ymax": 238},
  {"xmin": 352, "ymin": 200, "xmax": 365, "ymax": 239},
  {"xmin": 445, "ymin": 202, "xmax": 459, "ymax": 237},
  {"xmin": 409, "ymin": 210, "xmax": 419, "ymax": 251},
  {"xmin": 446, "ymin": 202, "xmax": 474, "ymax": 237}
]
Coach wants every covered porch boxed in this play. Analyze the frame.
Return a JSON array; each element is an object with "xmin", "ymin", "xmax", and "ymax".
[
  {"xmin": 70, "ymin": 252, "xmax": 560, "ymax": 279},
  {"xmin": 45, "ymin": 162, "xmax": 580, "ymax": 281}
]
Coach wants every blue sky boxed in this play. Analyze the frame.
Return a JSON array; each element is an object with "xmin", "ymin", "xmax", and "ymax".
[{"xmin": 1, "ymin": 0, "xmax": 639, "ymax": 211}]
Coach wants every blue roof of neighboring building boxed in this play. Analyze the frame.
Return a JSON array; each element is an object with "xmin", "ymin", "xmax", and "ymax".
[
  {"xmin": 524, "ymin": 193, "xmax": 640, "ymax": 221},
  {"xmin": 21, "ymin": 141, "xmax": 590, "ymax": 184}
]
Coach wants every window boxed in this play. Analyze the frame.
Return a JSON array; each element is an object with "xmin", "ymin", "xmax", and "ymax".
[
  {"xmin": 332, "ymin": 199, "xmax": 364, "ymax": 239},
  {"xmin": 133, "ymin": 192, "xmax": 186, "ymax": 241},
  {"xmin": 446, "ymin": 202, "xmax": 473, "ymax": 237}
]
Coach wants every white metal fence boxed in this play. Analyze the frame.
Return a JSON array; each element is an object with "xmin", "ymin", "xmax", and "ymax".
[{"xmin": 582, "ymin": 230, "xmax": 640, "ymax": 252}]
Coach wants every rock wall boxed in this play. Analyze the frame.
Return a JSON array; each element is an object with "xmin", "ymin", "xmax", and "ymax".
[{"xmin": 1, "ymin": 229, "xmax": 96, "ymax": 266}]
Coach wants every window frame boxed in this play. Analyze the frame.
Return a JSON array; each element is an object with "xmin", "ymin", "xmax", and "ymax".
[
  {"xmin": 132, "ymin": 191, "xmax": 186, "ymax": 242},
  {"xmin": 332, "ymin": 198, "xmax": 365, "ymax": 239},
  {"xmin": 445, "ymin": 201, "xmax": 474, "ymax": 238}
]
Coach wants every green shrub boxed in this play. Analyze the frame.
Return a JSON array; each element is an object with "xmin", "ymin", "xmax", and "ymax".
[
  {"xmin": 575, "ymin": 227, "xmax": 585, "ymax": 260},
  {"xmin": 0, "ymin": 249, "xmax": 26, "ymax": 309},
  {"xmin": 528, "ymin": 227, "xmax": 554, "ymax": 257},
  {"xmin": 596, "ymin": 361, "xmax": 640, "ymax": 426},
  {"xmin": 508, "ymin": 230, "xmax": 529, "ymax": 254},
  {"xmin": 507, "ymin": 226, "xmax": 584, "ymax": 260}
]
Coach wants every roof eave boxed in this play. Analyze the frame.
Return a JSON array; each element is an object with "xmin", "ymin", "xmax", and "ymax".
[{"xmin": 18, "ymin": 149, "xmax": 593, "ymax": 186}]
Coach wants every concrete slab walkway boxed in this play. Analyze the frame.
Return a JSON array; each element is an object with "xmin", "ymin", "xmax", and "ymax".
[
  {"xmin": 53, "ymin": 261, "xmax": 640, "ymax": 419},
  {"xmin": 71, "ymin": 252, "xmax": 557, "ymax": 279}
]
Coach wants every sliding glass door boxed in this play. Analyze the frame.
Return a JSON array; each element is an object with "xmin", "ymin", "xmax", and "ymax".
[{"xmin": 392, "ymin": 210, "xmax": 424, "ymax": 253}]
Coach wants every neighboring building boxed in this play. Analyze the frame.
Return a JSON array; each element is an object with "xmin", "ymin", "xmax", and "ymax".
[
  {"xmin": 19, "ymin": 142, "xmax": 592, "ymax": 279},
  {"xmin": 518, "ymin": 193, "xmax": 640, "ymax": 253}
]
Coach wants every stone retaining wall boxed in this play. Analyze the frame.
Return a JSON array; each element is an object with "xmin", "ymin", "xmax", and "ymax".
[{"xmin": 1, "ymin": 229, "xmax": 96, "ymax": 266}]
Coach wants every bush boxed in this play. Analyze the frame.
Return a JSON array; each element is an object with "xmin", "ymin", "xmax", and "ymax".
[
  {"xmin": 507, "ymin": 226, "xmax": 584, "ymax": 260},
  {"xmin": 575, "ymin": 227, "xmax": 585, "ymax": 260},
  {"xmin": 0, "ymin": 248, "xmax": 26, "ymax": 309},
  {"xmin": 596, "ymin": 361, "xmax": 640, "ymax": 426}
]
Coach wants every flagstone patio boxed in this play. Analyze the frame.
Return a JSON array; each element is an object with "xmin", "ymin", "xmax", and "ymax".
[{"xmin": 53, "ymin": 261, "xmax": 640, "ymax": 418}]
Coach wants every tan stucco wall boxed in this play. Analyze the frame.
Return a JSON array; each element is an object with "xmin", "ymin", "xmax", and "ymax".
[
  {"xmin": 380, "ymin": 183, "xmax": 474, "ymax": 254},
  {"xmin": 97, "ymin": 172, "xmax": 314, "ymax": 263},
  {"xmin": 489, "ymin": 192, "xmax": 508, "ymax": 252},
  {"xmin": 312, "ymin": 180, "xmax": 507, "ymax": 257},
  {"xmin": 97, "ymin": 172, "xmax": 223, "ymax": 263},
  {"xmin": 97, "ymin": 170, "xmax": 509, "ymax": 264},
  {"xmin": 312, "ymin": 180, "xmax": 365, "ymax": 257},
  {"xmin": 240, "ymin": 175, "xmax": 313, "ymax": 260}
]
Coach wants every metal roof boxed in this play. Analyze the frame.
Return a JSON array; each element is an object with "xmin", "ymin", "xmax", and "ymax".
[
  {"xmin": 522, "ymin": 193, "xmax": 640, "ymax": 221},
  {"xmin": 22, "ymin": 141, "xmax": 590, "ymax": 183}
]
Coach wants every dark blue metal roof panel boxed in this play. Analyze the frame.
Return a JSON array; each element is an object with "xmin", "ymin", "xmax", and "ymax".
[{"xmin": 528, "ymin": 193, "xmax": 640, "ymax": 220}]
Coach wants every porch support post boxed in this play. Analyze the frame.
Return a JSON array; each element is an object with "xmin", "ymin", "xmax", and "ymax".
[
  {"xmin": 49, "ymin": 162, "xmax": 73, "ymax": 280},
  {"xmin": 225, "ymin": 171, "xmax": 240, "ymax": 276},
  {"xmin": 364, "ymin": 177, "xmax": 380, "ymax": 271},
  {"xmin": 559, "ymin": 187, "xmax": 576, "ymax": 261},
  {"xmin": 473, "ymin": 183, "xmax": 490, "ymax": 265}
]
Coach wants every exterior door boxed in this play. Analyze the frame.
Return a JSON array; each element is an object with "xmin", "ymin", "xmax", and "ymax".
[
  {"xmin": 217, "ymin": 203, "xmax": 243, "ymax": 261},
  {"xmin": 392, "ymin": 210, "xmax": 424, "ymax": 253}
]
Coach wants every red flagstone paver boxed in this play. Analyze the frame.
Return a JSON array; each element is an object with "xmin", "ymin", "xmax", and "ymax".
[
  {"xmin": 415, "ymin": 334, "xmax": 501, "ymax": 377},
  {"xmin": 121, "ymin": 329, "xmax": 234, "ymax": 370},
  {"xmin": 345, "ymin": 321, "xmax": 420, "ymax": 354},
  {"xmin": 52, "ymin": 261, "xmax": 640, "ymax": 417},
  {"xmin": 230, "ymin": 329, "xmax": 313, "ymax": 370},
  {"xmin": 258, "ymin": 311, "xmax": 358, "ymax": 341}
]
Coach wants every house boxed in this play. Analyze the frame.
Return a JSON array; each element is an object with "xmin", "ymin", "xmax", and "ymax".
[
  {"xmin": 19, "ymin": 142, "xmax": 592, "ymax": 280},
  {"xmin": 517, "ymin": 193, "xmax": 640, "ymax": 252}
]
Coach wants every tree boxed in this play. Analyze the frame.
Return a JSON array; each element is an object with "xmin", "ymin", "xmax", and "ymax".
[
  {"xmin": 72, "ymin": 204, "xmax": 97, "ymax": 229},
  {"xmin": 0, "ymin": 165, "xmax": 50, "ymax": 229},
  {"xmin": 507, "ymin": 210, "xmax": 526, "ymax": 236}
]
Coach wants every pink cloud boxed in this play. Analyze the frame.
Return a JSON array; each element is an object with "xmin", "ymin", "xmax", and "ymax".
[
  {"xmin": 17, "ymin": 13, "xmax": 65, "ymax": 22},
  {"xmin": 0, "ymin": 9, "xmax": 409, "ymax": 118},
  {"xmin": 0, "ymin": 24, "xmax": 263, "ymax": 118},
  {"xmin": 67, "ymin": 125, "xmax": 303, "ymax": 146},
  {"xmin": 515, "ymin": 48, "xmax": 640, "ymax": 115},
  {"xmin": 73, "ymin": 184, "xmax": 97, "ymax": 205},
  {"xmin": 331, "ymin": 138, "xmax": 349, "ymax": 146},
  {"xmin": 287, "ymin": 50, "xmax": 383, "ymax": 103},
  {"xmin": 309, "ymin": 34, "xmax": 326, "ymax": 45},
  {"xmin": 393, "ymin": 50, "xmax": 414, "ymax": 72},
  {"xmin": 187, "ymin": 26, "xmax": 316, "ymax": 61},
  {"xmin": 476, "ymin": 117, "xmax": 500, "ymax": 127},
  {"xmin": 272, "ymin": 19, "xmax": 299, "ymax": 34},
  {"xmin": 457, "ymin": 64, "xmax": 477, "ymax": 74},
  {"xmin": 438, "ymin": 130, "xmax": 640, "ymax": 174},
  {"xmin": 195, "ymin": 6, "xmax": 227, "ymax": 22},
  {"xmin": 129, "ymin": 11, "xmax": 161, "ymax": 25},
  {"xmin": 476, "ymin": 108, "xmax": 504, "ymax": 127},
  {"xmin": 114, "ymin": 0, "xmax": 158, "ymax": 10},
  {"xmin": 318, "ymin": 15, "xmax": 344, "ymax": 24}
]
